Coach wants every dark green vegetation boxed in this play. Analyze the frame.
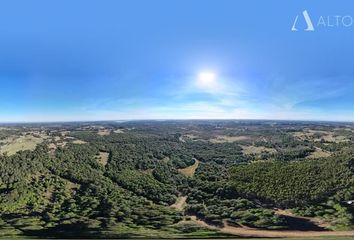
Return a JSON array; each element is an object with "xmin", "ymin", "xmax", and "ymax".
[{"xmin": 0, "ymin": 120, "xmax": 353, "ymax": 238}]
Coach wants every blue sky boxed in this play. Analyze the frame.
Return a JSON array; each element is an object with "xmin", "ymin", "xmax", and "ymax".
[{"xmin": 1, "ymin": 0, "xmax": 354, "ymax": 122}]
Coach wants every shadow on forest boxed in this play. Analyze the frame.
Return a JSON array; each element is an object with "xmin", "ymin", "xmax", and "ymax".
[
  {"xmin": 282, "ymin": 215, "xmax": 325, "ymax": 231},
  {"xmin": 21, "ymin": 223, "xmax": 142, "ymax": 239}
]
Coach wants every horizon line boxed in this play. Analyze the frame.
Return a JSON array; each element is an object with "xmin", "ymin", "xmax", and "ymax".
[{"xmin": 1, "ymin": 118, "xmax": 354, "ymax": 125}]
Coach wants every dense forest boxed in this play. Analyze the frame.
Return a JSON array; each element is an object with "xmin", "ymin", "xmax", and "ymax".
[{"xmin": 0, "ymin": 120, "xmax": 353, "ymax": 238}]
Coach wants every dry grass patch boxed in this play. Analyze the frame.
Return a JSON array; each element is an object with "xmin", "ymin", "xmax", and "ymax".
[
  {"xmin": 293, "ymin": 132, "xmax": 310, "ymax": 140},
  {"xmin": 98, "ymin": 130, "xmax": 111, "ymax": 136},
  {"xmin": 0, "ymin": 136, "xmax": 15, "ymax": 144},
  {"xmin": 65, "ymin": 179, "xmax": 81, "ymax": 193},
  {"xmin": 292, "ymin": 130, "xmax": 326, "ymax": 140},
  {"xmin": 321, "ymin": 134, "xmax": 349, "ymax": 143},
  {"xmin": 171, "ymin": 196, "xmax": 187, "ymax": 211},
  {"xmin": 210, "ymin": 135, "xmax": 250, "ymax": 143},
  {"xmin": 0, "ymin": 135, "xmax": 44, "ymax": 155},
  {"xmin": 98, "ymin": 151, "xmax": 110, "ymax": 166},
  {"xmin": 57, "ymin": 141, "xmax": 67, "ymax": 147},
  {"xmin": 48, "ymin": 143, "xmax": 57, "ymax": 154},
  {"xmin": 309, "ymin": 133, "xmax": 349, "ymax": 143},
  {"xmin": 114, "ymin": 129, "xmax": 124, "ymax": 133},
  {"xmin": 60, "ymin": 131, "xmax": 71, "ymax": 136},
  {"xmin": 178, "ymin": 159, "xmax": 200, "ymax": 177},
  {"xmin": 72, "ymin": 139, "xmax": 87, "ymax": 144},
  {"xmin": 306, "ymin": 147, "xmax": 331, "ymax": 159},
  {"xmin": 241, "ymin": 145, "xmax": 276, "ymax": 155},
  {"xmin": 293, "ymin": 130, "xmax": 349, "ymax": 143}
]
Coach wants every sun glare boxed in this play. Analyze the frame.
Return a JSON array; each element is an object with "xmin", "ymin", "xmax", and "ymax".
[{"xmin": 197, "ymin": 71, "xmax": 216, "ymax": 88}]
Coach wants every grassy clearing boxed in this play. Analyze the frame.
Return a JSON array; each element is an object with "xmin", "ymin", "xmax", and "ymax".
[
  {"xmin": 293, "ymin": 130, "xmax": 349, "ymax": 143},
  {"xmin": 98, "ymin": 151, "xmax": 110, "ymax": 166},
  {"xmin": 242, "ymin": 145, "xmax": 276, "ymax": 155},
  {"xmin": 320, "ymin": 134, "xmax": 349, "ymax": 143},
  {"xmin": 72, "ymin": 139, "xmax": 87, "ymax": 144},
  {"xmin": 178, "ymin": 159, "xmax": 200, "ymax": 177},
  {"xmin": 306, "ymin": 147, "xmax": 331, "ymax": 159},
  {"xmin": 98, "ymin": 130, "xmax": 111, "ymax": 136},
  {"xmin": 210, "ymin": 135, "xmax": 250, "ymax": 143},
  {"xmin": 0, "ymin": 135, "xmax": 43, "ymax": 155},
  {"xmin": 114, "ymin": 129, "xmax": 124, "ymax": 133},
  {"xmin": 0, "ymin": 137, "xmax": 15, "ymax": 144},
  {"xmin": 65, "ymin": 178, "xmax": 80, "ymax": 192},
  {"xmin": 54, "ymin": 136, "xmax": 61, "ymax": 142},
  {"xmin": 171, "ymin": 196, "xmax": 187, "ymax": 211}
]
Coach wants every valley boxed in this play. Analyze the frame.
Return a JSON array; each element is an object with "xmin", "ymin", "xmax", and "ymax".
[{"xmin": 0, "ymin": 120, "xmax": 353, "ymax": 238}]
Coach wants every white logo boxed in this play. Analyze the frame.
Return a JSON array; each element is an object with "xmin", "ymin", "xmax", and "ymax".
[
  {"xmin": 291, "ymin": 10, "xmax": 354, "ymax": 32},
  {"xmin": 292, "ymin": 10, "xmax": 315, "ymax": 31}
]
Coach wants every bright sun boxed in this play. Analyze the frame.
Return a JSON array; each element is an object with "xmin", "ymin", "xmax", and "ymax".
[{"xmin": 197, "ymin": 71, "xmax": 216, "ymax": 87}]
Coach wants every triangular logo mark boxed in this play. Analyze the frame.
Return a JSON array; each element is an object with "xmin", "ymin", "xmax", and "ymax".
[{"xmin": 292, "ymin": 10, "xmax": 315, "ymax": 32}]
